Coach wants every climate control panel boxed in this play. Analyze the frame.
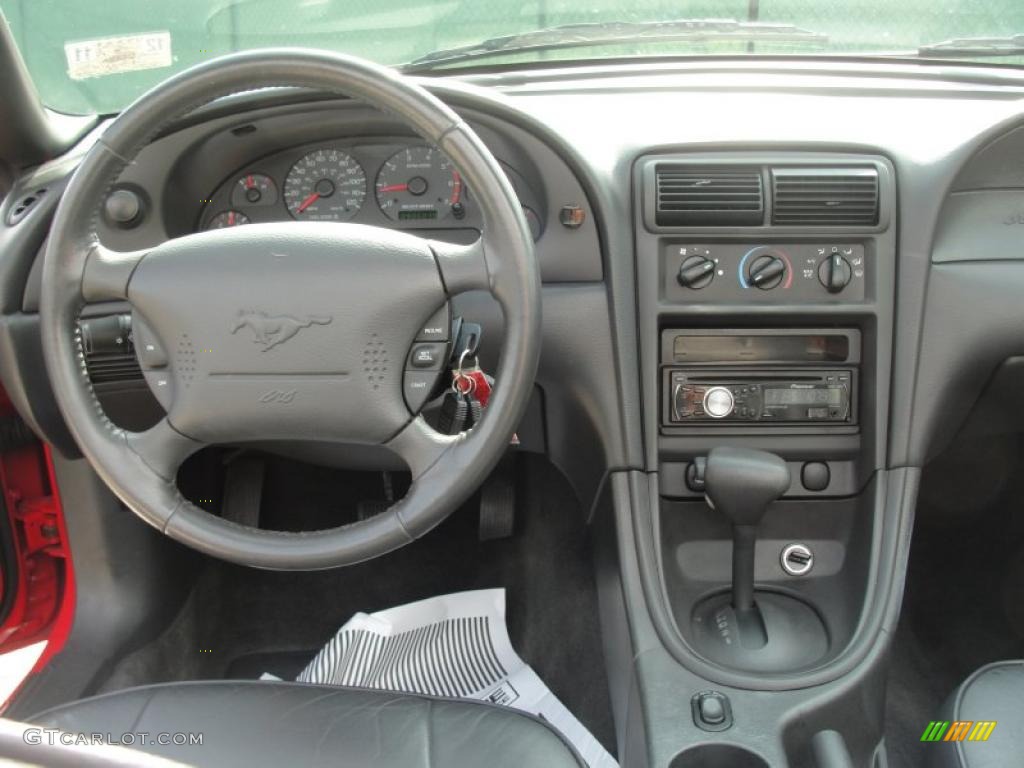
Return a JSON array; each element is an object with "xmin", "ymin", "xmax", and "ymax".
[{"xmin": 666, "ymin": 243, "xmax": 866, "ymax": 302}]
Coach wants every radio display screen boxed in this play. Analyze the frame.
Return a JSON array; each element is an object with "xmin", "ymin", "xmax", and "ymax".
[{"xmin": 765, "ymin": 387, "xmax": 842, "ymax": 406}]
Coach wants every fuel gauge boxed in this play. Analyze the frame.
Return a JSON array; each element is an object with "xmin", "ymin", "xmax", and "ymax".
[
  {"xmin": 230, "ymin": 173, "xmax": 278, "ymax": 208},
  {"xmin": 207, "ymin": 210, "xmax": 250, "ymax": 229}
]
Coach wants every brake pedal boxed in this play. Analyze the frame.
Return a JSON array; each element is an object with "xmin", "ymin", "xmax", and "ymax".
[
  {"xmin": 222, "ymin": 455, "xmax": 265, "ymax": 528},
  {"xmin": 479, "ymin": 454, "xmax": 517, "ymax": 541}
]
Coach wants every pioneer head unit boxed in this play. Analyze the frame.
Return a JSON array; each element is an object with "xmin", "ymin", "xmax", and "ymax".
[{"xmin": 661, "ymin": 329, "xmax": 860, "ymax": 430}]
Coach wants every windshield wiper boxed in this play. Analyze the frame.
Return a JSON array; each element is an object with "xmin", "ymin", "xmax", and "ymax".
[
  {"xmin": 404, "ymin": 19, "xmax": 827, "ymax": 71},
  {"xmin": 918, "ymin": 34, "xmax": 1024, "ymax": 58}
]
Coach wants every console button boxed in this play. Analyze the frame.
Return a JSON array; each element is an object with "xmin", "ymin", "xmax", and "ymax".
[
  {"xmin": 801, "ymin": 462, "xmax": 831, "ymax": 492},
  {"xmin": 691, "ymin": 691, "xmax": 732, "ymax": 732},
  {"xmin": 699, "ymin": 695, "xmax": 726, "ymax": 725}
]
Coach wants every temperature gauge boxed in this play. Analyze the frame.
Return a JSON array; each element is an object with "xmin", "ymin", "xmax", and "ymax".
[{"xmin": 230, "ymin": 173, "xmax": 277, "ymax": 208}]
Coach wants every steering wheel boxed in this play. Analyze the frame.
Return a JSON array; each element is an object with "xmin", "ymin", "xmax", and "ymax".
[{"xmin": 39, "ymin": 50, "xmax": 541, "ymax": 570}]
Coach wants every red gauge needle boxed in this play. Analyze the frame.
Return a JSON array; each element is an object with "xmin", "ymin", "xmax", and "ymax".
[
  {"xmin": 246, "ymin": 174, "xmax": 254, "ymax": 189},
  {"xmin": 296, "ymin": 192, "xmax": 320, "ymax": 213},
  {"xmin": 378, "ymin": 183, "xmax": 409, "ymax": 193},
  {"xmin": 227, "ymin": 211, "xmax": 236, "ymax": 226},
  {"xmin": 451, "ymin": 171, "xmax": 462, "ymax": 204}
]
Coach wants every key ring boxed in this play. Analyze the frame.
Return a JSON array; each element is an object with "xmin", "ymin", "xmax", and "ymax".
[{"xmin": 451, "ymin": 348, "xmax": 477, "ymax": 395}]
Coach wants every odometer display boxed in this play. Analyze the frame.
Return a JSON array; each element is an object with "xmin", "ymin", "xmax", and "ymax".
[
  {"xmin": 284, "ymin": 149, "xmax": 366, "ymax": 221},
  {"xmin": 375, "ymin": 146, "xmax": 463, "ymax": 222}
]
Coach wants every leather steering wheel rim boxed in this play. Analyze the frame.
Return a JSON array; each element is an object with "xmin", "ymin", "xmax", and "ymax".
[{"xmin": 39, "ymin": 50, "xmax": 541, "ymax": 570}]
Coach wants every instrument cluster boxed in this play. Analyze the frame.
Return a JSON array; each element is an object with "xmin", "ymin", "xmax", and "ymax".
[{"xmin": 200, "ymin": 139, "xmax": 543, "ymax": 240}]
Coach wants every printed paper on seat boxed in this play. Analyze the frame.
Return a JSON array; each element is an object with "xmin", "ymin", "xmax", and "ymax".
[{"xmin": 294, "ymin": 588, "xmax": 617, "ymax": 768}]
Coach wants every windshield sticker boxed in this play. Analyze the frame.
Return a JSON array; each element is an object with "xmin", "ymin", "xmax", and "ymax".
[{"xmin": 64, "ymin": 32, "xmax": 172, "ymax": 81}]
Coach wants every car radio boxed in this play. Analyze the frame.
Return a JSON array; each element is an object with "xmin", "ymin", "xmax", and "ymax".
[
  {"xmin": 667, "ymin": 369, "xmax": 854, "ymax": 423},
  {"xmin": 660, "ymin": 329, "xmax": 860, "ymax": 429}
]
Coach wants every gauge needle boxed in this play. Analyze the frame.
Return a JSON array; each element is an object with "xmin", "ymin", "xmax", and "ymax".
[
  {"xmin": 246, "ymin": 175, "xmax": 254, "ymax": 188},
  {"xmin": 296, "ymin": 192, "xmax": 320, "ymax": 213},
  {"xmin": 228, "ymin": 211, "xmax": 236, "ymax": 226},
  {"xmin": 378, "ymin": 184, "xmax": 409, "ymax": 193}
]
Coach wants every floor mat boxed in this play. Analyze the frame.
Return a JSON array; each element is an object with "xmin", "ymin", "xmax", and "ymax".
[
  {"xmin": 281, "ymin": 589, "xmax": 616, "ymax": 768},
  {"xmin": 884, "ymin": 435, "xmax": 1024, "ymax": 767},
  {"xmin": 100, "ymin": 454, "xmax": 617, "ymax": 756}
]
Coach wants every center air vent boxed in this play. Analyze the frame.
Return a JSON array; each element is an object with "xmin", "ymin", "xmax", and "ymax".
[
  {"xmin": 655, "ymin": 166, "xmax": 764, "ymax": 226},
  {"xmin": 771, "ymin": 167, "xmax": 879, "ymax": 226}
]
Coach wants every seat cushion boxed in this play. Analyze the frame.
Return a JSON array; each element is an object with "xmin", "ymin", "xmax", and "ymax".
[
  {"xmin": 932, "ymin": 660, "xmax": 1024, "ymax": 768},
  {"xmin": 29, "ymin": 680, "xmax": 584, "ymax": 768}
]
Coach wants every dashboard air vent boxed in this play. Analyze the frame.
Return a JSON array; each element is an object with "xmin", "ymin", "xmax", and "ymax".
[
  {"xmin": 655, "ymin": 165, "xmax": 764, "ymax": 226},
  {"xmin": 771, "ymin": 167, "xmax": 879, "ymax": 226},
  {"xmin": 80, "ymin": 314, "xmax": 143, "ymax": 385}
]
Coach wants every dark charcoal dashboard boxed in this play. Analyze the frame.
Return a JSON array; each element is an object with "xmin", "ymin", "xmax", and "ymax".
[{"xmin": 5, "ymin": 61, "xmax": 1024, "ymax": 768}]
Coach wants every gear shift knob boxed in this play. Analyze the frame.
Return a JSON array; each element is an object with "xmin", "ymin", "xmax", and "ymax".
[
  {"xmin": 704, "ymin": 447, "xmax": 789, "ymax": 614},
  {"xmin": 704, "ymin": 446, "xmax": 790, "ymax": 527}
]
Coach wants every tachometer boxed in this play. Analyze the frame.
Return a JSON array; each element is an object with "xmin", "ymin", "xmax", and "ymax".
[
  {"xmin": 206, "ymin": 211, "xmax": 250, "ymax": 229},
  {"xmin": 284, "ymin": 149, "xmax": 366, "ymax": 221},
  {"xmin": 375, "ymin": 146, "xmax": 464, "ymax": 222}
]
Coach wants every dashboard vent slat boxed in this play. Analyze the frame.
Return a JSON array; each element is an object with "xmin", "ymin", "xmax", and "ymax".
[
  {"xmin": 771, "ymin": 167, "xmax": 879, "ymax": 226},
  {"xmin": 655, "ymin": 165, "xmax": 764, "ymax": 226}
]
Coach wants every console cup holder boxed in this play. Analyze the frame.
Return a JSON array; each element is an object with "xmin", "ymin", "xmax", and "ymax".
[{"xmin": 670, "ymin": 744, "xmax": 770, "ymax": 768}]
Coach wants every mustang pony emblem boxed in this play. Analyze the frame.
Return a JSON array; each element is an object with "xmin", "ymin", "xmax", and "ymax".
[{"xmin": 231, "ymin": 310, "xmax": 332, "ymax": 351}]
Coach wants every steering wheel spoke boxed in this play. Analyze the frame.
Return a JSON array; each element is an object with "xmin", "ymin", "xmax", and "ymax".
[
  {"xmin": 386, "ymin": 416, "xmax": 457, "ymax": 480},
  {"xmin": 125, "ymin": 417, "xmax": 203, "ymax": 482},
  {"xmin": 82, "ymin": 242, "xmax": 148, "ymax": 302},
  {"xmin": 430, "ymin": 236, "xmax": 491, "ymax": 295}
]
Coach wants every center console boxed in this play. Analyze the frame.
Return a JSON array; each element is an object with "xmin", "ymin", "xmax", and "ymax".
[{"xmin": 623, "ymin": 150, "xmax": 899, "ymax": 764}]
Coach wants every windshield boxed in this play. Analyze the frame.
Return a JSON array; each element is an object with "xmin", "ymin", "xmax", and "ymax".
[{"xmin": 4, "ymin": 0, "xmax": 1024, "ymax": 115}]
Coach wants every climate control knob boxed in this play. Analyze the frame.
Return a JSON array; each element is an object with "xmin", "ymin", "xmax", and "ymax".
[
  {"xmin": 703, "ymin": 386, "xmax": 735, "ymax": 419},
  {"xmin": 677, "ymin": 255, "xmax": 715, "ymax": 289},
  {"xmin": 747, "ymin": 254, "xmax": 787, "ymax": 290},
  {"xmin": 818, "ymin": 253, "xmax": 852, "ymax": 294}
]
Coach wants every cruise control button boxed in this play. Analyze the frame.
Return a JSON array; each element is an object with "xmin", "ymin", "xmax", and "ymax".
[
  {"xmin": 408, "ymin": 343, "xmax": 446, "ymax": 370},
  {"xmin": 403, "ymin": 371, "xmax": 437, "ymax": 413},
  {"xmin": 416, "ymin": 305, "xmax": 450, "ymax": 342},
  {"xmin": 133, "ymin": 318, "xmax": 167, "ymax": 368}
]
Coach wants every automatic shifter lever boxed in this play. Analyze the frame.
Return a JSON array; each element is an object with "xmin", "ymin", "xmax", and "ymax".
[
  {"xmin": 704, "ymin": 447, "xmax": 790, "ymax": 615},
  {"xmin": 690, "ymin": 447, "xmax": 828, "ymax": 672}
]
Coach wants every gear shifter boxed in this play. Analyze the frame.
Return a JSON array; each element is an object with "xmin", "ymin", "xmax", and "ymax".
[
  {"xmin": 689, "ymin": 446, "xmax": 829, "ymax": 673},
  {"xmin": 705, "ymin": 446, "xmax": 790, "ymax": 617}
]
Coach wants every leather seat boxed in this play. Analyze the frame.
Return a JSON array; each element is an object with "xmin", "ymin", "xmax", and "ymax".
[
  {"xmin": 29, "ymin": 681, "xmax": 584, "ymax": 768},
  {"xmin": 932, "ymin": 660, "xmax": 1023, "ymax": 768}
]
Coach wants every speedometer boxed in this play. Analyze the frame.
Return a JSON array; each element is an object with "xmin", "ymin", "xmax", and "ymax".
[
  {"xmin": 375, "ymin": 146, "xmax": 464, "ymax": 222},
  {"xmin": 284, "ymin": 149, "xmax": 366, "ymax": 221}
]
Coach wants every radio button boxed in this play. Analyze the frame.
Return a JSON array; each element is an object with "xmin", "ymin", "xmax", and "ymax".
[{"xmin": 703, "ymin": 386, "xmax": 735, "ymax": 419}]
